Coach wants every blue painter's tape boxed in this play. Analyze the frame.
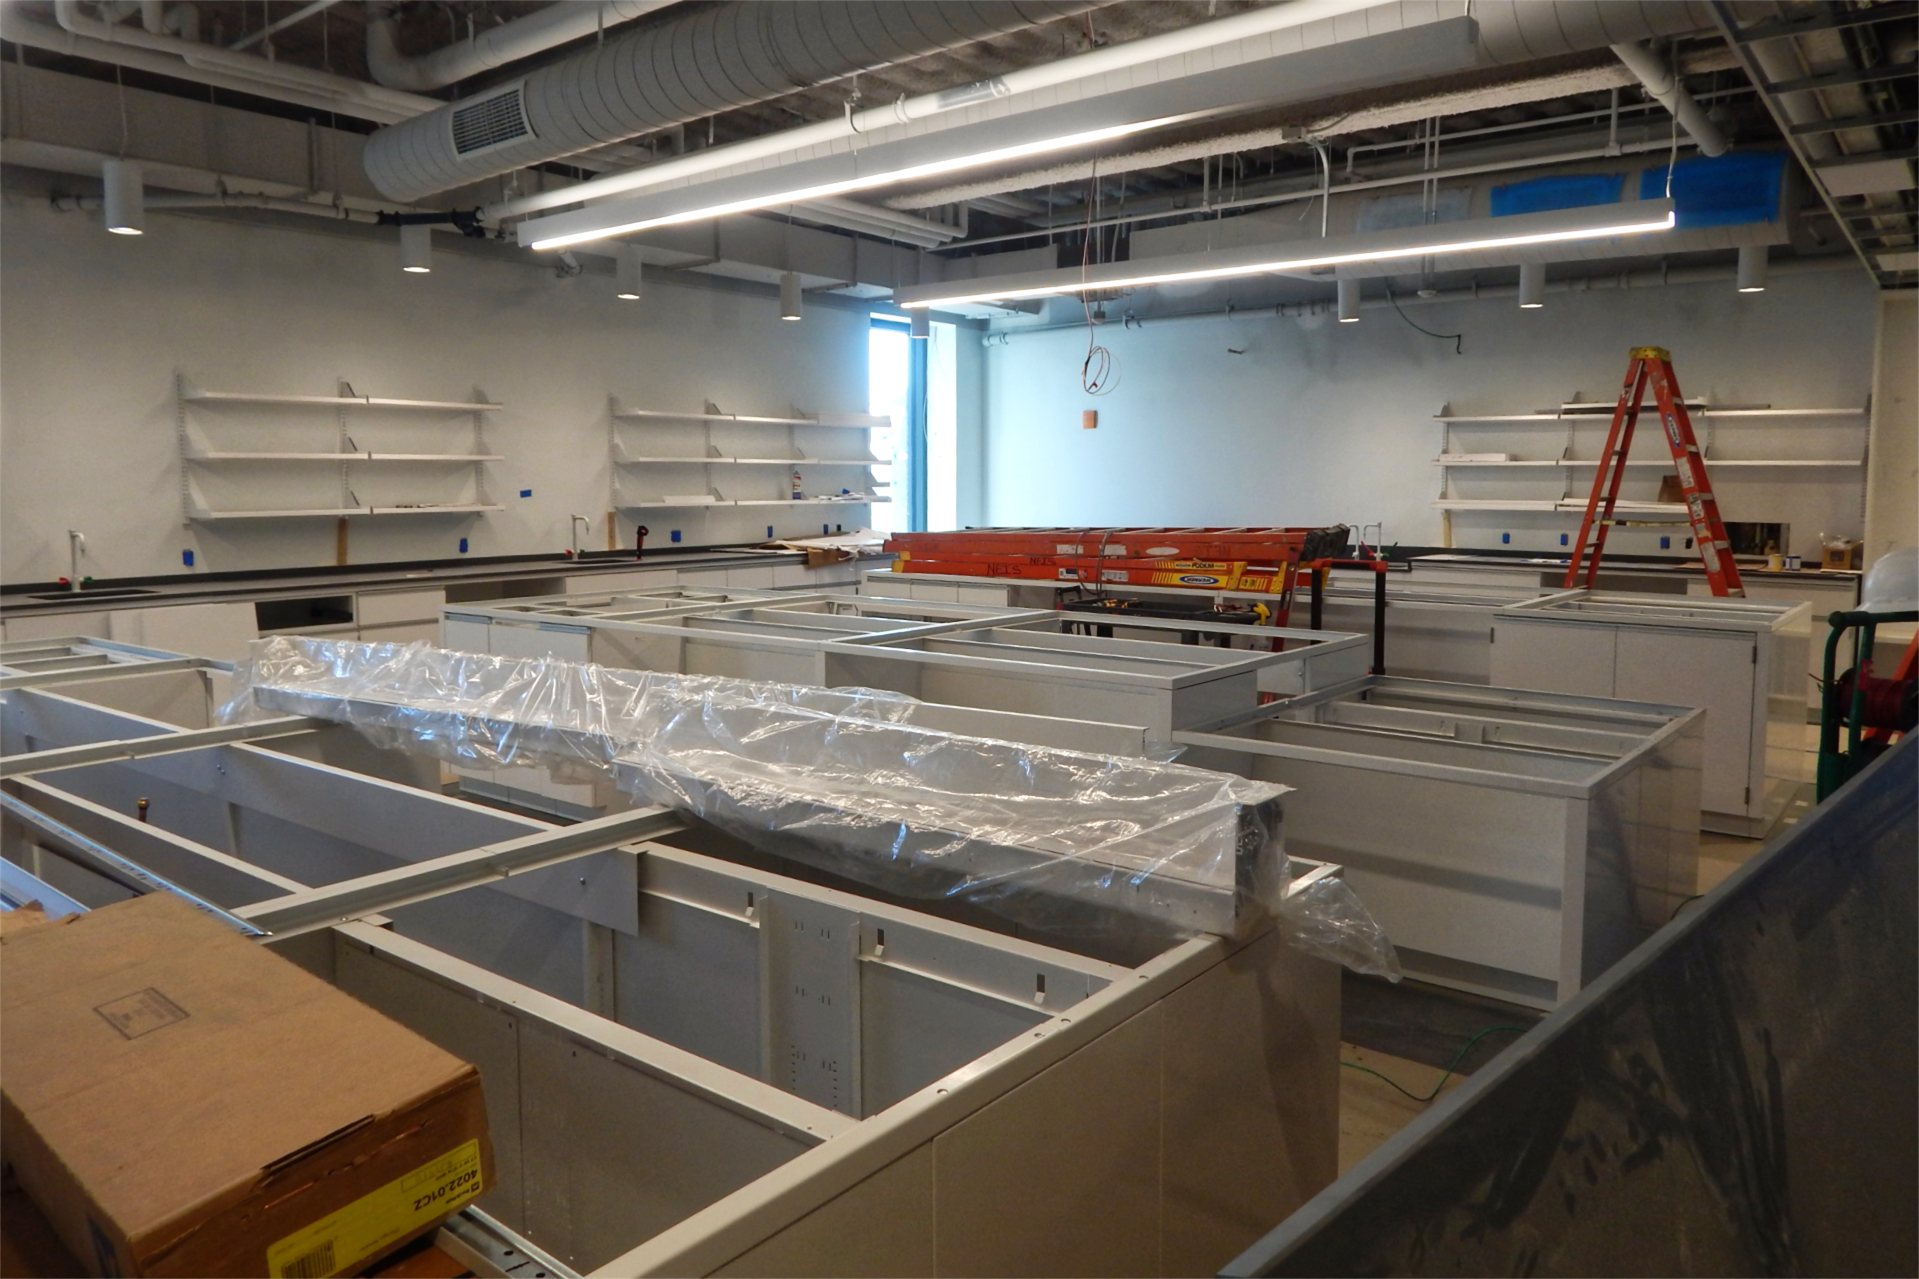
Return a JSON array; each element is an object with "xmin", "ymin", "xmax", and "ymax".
[
  {"xmin": 519, "ymin": 489, "xmax": 533, "ymax": 498},
  {"xmin": 1491, "ymin": 173, "xmax": 1623, "ymax": 217},
  {"xmin": 670, "ymin": 530, "xmax": 682, "ymax": 543},
  {"xmin": 181, "ymin": 550, "xmax": 194, "ymax": 567},
  {"xmin": 1640, "ymin": 151, "xmax": 1786, "ymax": 227},
  {"xmin": 458, "ymin": 537, "xmax": 469, "ymax": 553}
]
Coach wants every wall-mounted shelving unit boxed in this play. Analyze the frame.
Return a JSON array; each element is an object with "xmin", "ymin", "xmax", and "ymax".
[
  {"xmin": 177, "ymin": 375, "xmax": 503, "ymax": 522},
  {"xmin": 608, "ymin": 398, "xmax": 891, "ymax": 525},
  {"xmin": 1430, "ymin": 398, "xmax": 1870, "ymax": 533}
]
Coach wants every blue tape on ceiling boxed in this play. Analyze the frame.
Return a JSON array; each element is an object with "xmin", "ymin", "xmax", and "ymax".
[
  {"xmin": 1640, "ymin": 151, "xmax": 1787, "ymax": 227},
  {"xmin": 1490, "ymin": 173, "xmax": 1624, "ymax": 217}
]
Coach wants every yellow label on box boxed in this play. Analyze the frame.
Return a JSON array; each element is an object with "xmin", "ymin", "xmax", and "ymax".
[{"xmin": 265, "ymin": 1139, "xmax": 483, "ymax": 1279}]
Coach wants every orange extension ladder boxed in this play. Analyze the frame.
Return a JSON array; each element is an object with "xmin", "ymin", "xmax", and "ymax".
[{"xmin": 1564, "ymin": 347, "xmax": 1745, "ymax": 597}]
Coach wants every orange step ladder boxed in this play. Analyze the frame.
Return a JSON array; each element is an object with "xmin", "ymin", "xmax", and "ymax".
[{"xmin": 1565, "ymin": 346, "xmax": 1745, "ymax": 597}]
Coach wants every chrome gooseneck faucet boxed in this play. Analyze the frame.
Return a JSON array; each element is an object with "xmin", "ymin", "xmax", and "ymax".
[{"xmin": 67, "ymin": 529, "xmax": 86, "ymax": 591}]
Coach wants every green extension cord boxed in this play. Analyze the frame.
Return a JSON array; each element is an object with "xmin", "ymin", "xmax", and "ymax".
[{"xmin": 1341, "ymin": 1024, "xmax": 1531, "ymax": 1103}]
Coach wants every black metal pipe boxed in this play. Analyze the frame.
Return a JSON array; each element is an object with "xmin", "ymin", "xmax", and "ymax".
[{"xmin": 1373, "ymin": 568, "xmax": 1387, "ymax": 676}]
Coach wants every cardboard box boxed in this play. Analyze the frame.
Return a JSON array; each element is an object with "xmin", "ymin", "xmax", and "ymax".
[
  {"xmin": 1823, "ymin": 539, "xmax": 1863, "ymax": 571},
  {"xmin": 1, "ymin": 894, "xmax": 490, "ymax": 1278}
]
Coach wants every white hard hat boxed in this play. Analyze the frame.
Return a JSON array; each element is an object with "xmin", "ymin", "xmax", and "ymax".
[{"xmin": 1860, "ymin": 546, "xmax": 1918, "ymax": 615}]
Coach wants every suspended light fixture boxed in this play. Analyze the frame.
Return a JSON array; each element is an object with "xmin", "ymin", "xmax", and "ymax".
[
  {"xmin": 615, "ymin": 244, "xmax": 643, "ymax": 300},
  {"xmin": 526, "ymin": 117, "xmax": 1180, "ymax": 251},
  {"xmin": 400, "ymin": 223, "xmax": 432, "ymax": 273},
  {"xmin": 1736, "ymin": 244, "xmax": 1768, "ymax": 293},
  {"xmin": 894, "ymin": 201, "xmax": 1675, "ymax": 310},
  {"xmin": 1337, "ymin": 277, "xmax": 1361, "ymax": 323},
  {"xmin": 779, "ymin": 271, "xmax": 802, "ymax": 321},
  {"xmin": 1518, "ymin": 261, "xmax": 1546, "ymax": 308},
  {"xmin": 909, "ymin": 310, "xmax": 930, "ymax": 339},
  {"xmin": 101, "ymin": 159, "xmax": 144, "ymax": 235}
]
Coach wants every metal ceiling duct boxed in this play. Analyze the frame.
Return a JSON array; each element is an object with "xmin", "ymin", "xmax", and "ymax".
[
  {"xmin": 1470, "ymin": 1, "xmax": 1720, "ymax": 63},
  {"xmin": 366, "ymin": 1, "xmax": 678, "ymax": 93},
  {"xmin": 362, "ymin": 1, "xmax": 1102, "ymax": 203}
]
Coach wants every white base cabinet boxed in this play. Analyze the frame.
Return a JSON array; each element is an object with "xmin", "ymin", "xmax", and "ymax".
[{"xmin": 1491, "ymin": 591, "xmax": 1812, "ymax": 836}]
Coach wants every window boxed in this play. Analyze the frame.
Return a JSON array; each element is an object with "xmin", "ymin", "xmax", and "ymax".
[
  {"xmin": 868, "ymin": 314, "xmax": 956, "ymax": 532},
  {"xmin": 926, "ymin": 320, "xmax": 958, "ymax": 531},
  {"xmin": 868, "ymin": 316, "xmax": 909, "ymax": 534}
]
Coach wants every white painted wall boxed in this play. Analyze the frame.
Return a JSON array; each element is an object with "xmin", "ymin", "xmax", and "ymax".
[
  {"xmin": 1864, "ymin": 292, "xmax": 1917, "ymax": 567},
  {"xmin": 0, "ymin": 202, "xmax": 871, "ymax": 582},
  {"xmin": 979, "ymin": 270, "xmax": 1879, "ymax": 560}
]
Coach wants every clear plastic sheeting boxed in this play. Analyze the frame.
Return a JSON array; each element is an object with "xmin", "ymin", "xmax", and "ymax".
[
  {"xmin": 1277, "ymin": 867, "xmax": 1403, "ymax": 980},
  {"xmin": 222, "ymin": 637, "xmax": 1396, "ymax": 967}
]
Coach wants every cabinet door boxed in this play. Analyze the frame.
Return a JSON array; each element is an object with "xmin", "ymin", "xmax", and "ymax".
[
  {"xmin": 441, "ymin": 614, "xmax": 491, "ymax": 654},
  {"xmin": 1614, "ymin": 628, "xmax": 1757, "ymax": 816},
  {"xmin": 1489, "ymin": 620, "xmax": 1617, "ymax": 698},
  {"xmin": 489, "ymin": 622, "xmax": 591, "ymax": 664},
  {"xmin": 111, "ymin": 602, "xmax": 258, "ymax": 663},
  {"xmin": 358, "ymin": 588, "xmax": 446, "ymax": 628}
]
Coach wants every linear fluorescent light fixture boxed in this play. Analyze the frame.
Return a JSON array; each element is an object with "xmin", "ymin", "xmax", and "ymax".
[
  {"xmin": 526, "ymin": 118, "xmax": 1178, "ymax": 251},
  {"xmin": 892, "ymin": 200, "xmax": 1677, "ymax": 310}
]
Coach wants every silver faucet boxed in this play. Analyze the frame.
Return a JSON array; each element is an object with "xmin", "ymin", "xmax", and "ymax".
[
  {"xmin": 570, "ymin": 514, "xmax": 592, "ymax": 556},
  {"xmin": 67, "ymin": 529, "xmax": 86, "ymax": 591}
]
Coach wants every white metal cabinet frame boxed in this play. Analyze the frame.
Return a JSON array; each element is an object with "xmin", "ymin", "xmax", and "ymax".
[
  {"xmin": 0, "ymin": 655, "xmax": 1343, "ymax": 1278},
  {"xmin": 1491, "ymin": 589, "xmax": 1812, "ymax": 835},
  {"xmin": 1176, "ymin": 676, "xmax": 1703, "ymax": 1009}
]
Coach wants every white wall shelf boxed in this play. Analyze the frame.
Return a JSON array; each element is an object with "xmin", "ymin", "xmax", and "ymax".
[
  {"xmin": 180, "ymin": 379, "xmax": 503, "ymax": 413},
  {"xmin": 616, "ymin": 456, "xmax": 881, "ymax": 466},
  {"xmin": 186, "ymin": 443, "xmax": 506, "ymax": 464},
  {"xmin": 187, "ymin": 501, "xmax": 504, "ymax": 520},
  {"xmin": 608, "ymin": 396, "xmax": 891, "ymax": 540},
  {"xmin": 611, "ymin": 439, "xmax": 880, "ymax": 468},
  {"xmin": 1432, "ymin": 457, "xmax": 1863, "ymax": 468},
  {"xmin": 1434, "ymin": 403, "xmax": 1866, "ymax": 423},
  {"xmin": 1432, "ymin": 499, "xmax": 1689, "ymax": 517},
  {"xmin": 177, "ymin": 373, "xmax": 500, "ymax": 524},
  {"xmin": 611, "ymin": 400, "xmax": 889, "ymax": 430},
  {"xmin": 1431, "ymin": 394, "xmax": 1871, "ymax": 546},
  {"xmin": 621, "ymin": 497, "xmax": 892, "ymax": 510}
]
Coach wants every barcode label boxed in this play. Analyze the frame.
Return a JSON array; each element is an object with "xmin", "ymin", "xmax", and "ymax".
[{"xmin": 279, "ymin": 1241, "xmax": 337, "ymax": 1279}]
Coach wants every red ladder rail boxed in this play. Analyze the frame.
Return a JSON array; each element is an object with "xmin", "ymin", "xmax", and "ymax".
[{"xmin": 1564, "ymin": 347, "xmax": 1745, "ymax": 597}]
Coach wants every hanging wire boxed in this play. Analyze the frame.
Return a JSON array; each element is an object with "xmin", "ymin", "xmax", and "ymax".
[
  {"xmin": 1384, "ymin": 280, "xmax": 1464, "ymax": 355},
  {"xmin": 1079, "ymin": 161, "xmax": 1118, "ymax": 396},
  {"xmin": 1310, "ymin": 140, "xmax": 1332, "ymax": 237},
  {"xmin": 1664, "ymin": 83, "xmax": 1680, "ymax": 196},
  {"xmin": 114, "ymin": 64, "xmax": 130, "ymax": 157}
]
